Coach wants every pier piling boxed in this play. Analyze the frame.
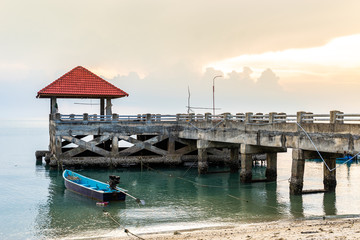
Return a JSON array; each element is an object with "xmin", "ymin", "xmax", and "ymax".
[
  {"xmin": 290, "ymin": 148, "xmax": 305, "ymax": 195},
  {"xmin": 229, "ymin": 147, "xmax": 240, "ymax": 173},
  {"xmin": 240, "ymin": 145, "xmax": 253, "ymax": 183},
  {"xmin": 265, "ymin": 152, "xmax": 277, "ymax": 181},
  {"xmin": 323, "ymin": 156, "xmax": 337, "ymax": 191}
]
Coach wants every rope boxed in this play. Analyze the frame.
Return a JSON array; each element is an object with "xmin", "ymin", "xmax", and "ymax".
[
  {"xmin": 103, "ymin": 210, "xmax": 145, "ymax": 240},
  {"xmin": 296, "ymin": 122, "xmax": 360, "ymax": 172},
  {"xmin": 182, "ymin": 161, "xmax": 197, "ymax": 177}
]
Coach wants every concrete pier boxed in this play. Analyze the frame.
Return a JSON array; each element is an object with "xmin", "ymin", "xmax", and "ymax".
[
  {"xmin": 197, "ymin": 148, "xmax": 208, "ymax": 174},
  {"xmin": 265, "ymin": 153, "xmax": 277, "ymax": 181},
  {"xmin": 290, "ymin": 148, "xmax": 305, "ymax": 195},
  {"xmin": 323, "ymin": 156, "xmax": 337, "ymax": 191},
  {"xmin": 40, "ymin": 111, "xmax": 360, "ymax": 195},
  {"xmin": 229, "ymin": 147, "xmax": 240, "ymax": 173},
  {"xmin": 240, "ymin": 145, "xmax": 253, "ymax": 183},
  {"xmin": 197, "ymin": 140, "xmax": 209, "ymax": 174}
]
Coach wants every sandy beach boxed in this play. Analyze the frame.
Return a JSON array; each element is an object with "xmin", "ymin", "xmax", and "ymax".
[{"xmin": 107, "ymin": 217, "xmax": 360, "ymax": 240}]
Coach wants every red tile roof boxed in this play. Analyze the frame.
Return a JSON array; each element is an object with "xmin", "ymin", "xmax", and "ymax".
[{"xmin": 36, "ymin": 66, "xmax": 129, "ymax": 98}]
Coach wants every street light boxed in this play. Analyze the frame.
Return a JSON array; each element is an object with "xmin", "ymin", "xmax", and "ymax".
[{"xmin": 212, "ymin": 75, "xmax": 222, "ymax": 115}]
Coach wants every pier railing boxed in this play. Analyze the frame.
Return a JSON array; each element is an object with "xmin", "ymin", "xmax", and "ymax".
[{"xmin": 51, "ymin": 111, "xmax": 360, "ymax": 124}]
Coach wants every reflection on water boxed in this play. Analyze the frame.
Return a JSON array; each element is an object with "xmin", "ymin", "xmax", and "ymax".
[{"xmin": 30, "ymin": 157, "xmax": 360, "ymax": 239}]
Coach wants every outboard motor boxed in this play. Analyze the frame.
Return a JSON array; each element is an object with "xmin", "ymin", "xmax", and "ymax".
[{"xmin": 109, "ymin": 175, "xmax": 120, "ymax": 190}]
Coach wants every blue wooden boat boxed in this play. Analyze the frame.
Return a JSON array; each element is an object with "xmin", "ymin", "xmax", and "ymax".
[{"xmin": 63, "ymin": 170, "xmax": 127, "ymax": 202}]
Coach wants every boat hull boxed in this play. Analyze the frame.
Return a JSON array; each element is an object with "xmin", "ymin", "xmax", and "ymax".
[{"xmin": 63, "ymin": 170, "xmax": 126, "ymax": 202}]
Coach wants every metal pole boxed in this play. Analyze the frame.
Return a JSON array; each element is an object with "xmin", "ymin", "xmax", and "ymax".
[{"xmin": 212, "ymin": 75, "xmax": 222, "ymax": 115}]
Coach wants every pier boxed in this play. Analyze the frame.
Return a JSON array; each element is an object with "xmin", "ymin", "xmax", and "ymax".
[
  {"xmin": 36, "ymin": 66, "xmax": 360, "ymax": 195},
  {"xmin": 39, "ymin": 111, "xmax": 360, "ymax": 195}
]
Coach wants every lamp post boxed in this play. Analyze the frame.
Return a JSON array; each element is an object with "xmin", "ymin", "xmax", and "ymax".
[{"xmin": 212, "ymin": 75, "xmax": 222, "ymax": 115}]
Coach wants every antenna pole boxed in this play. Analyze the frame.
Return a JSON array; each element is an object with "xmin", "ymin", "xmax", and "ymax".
[{"xmin": 212, "ymin": 75, "xmax": 222, "ymax": 115}]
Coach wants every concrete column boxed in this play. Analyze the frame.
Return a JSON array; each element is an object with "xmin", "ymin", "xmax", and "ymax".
[
  {"xmin": 205, "ymin": 113, "xmax": 211, "ymax": 122},
  {"xmin": 167, "ymin": 135, "xmax": 176, "ymax": 154},
  {"xmin": 112, "ymin": 136, "xmax": 119, "ymax": 156},
  {"xmin": 240, "ymin": 145, "xmax": 254, "ymax": 183},
  {"xmin": 223, "ymin": 112, "xmax": 231, "ymax": 121},
  {"xmin": 245, "ymin": 112, "xmax": 253, "ymax": 123},
  {"xmin": 269, "ymin": 112, "xmax": 276, "ymax": 124},
  {"xmin": 330, "ymin": 110, "xmax": 343, "ymax": 124},
  {"xmin": 265, "ymin": 152, "xmax": 277, "ymax": 181},
  {"xmin": 106, "ymin": 98, "xmax": 112, "ymax": 115},
  {"xmin": 146, "ymin": 113, "xmax": 152, "ymax": 121},
  {"xmin": 229, "ymin": 147, "xmax": 240, "ymax": 173},
  {"xmin": 296, "ymin": 111, "xmax": 306, "ymax": 124},
  {"xmin": 290, "ymin": 148, "xmax": 305, "ymax": 195},
  {"xmin": 240, "ymin": 153, "xmax": 252, "ymax": 182},
  {"xmin": 197, "ymin": 140, "xmax": 209, "ymax": 174},
  {"xmin": 323, "ymin": 157, "xmax": 336, "ymax": 191},
  {"xmin": 112, "ymin": 114, "xmax": 119, "ymax": 122},
  {"xmin": 198, "ymin": 148, "xmax": 208, "ymax": 174}
]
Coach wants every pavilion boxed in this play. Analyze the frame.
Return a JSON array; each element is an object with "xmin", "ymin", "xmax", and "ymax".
[{"xmin": 36, "ymin": 66, "xmax": 129, "ymax": 115}]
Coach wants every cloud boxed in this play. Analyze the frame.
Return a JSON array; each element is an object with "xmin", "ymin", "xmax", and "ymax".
[{"xmin": 206, "ymin": 34, "xmax": 360, "ymax": 77}]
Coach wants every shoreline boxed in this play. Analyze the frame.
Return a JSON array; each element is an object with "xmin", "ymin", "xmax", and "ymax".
[{"xmin": 99, "ymin": 216, "xmax": 360, "ymax": 240}]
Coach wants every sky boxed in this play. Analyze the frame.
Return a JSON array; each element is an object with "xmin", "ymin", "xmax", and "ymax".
[{"xmin": 1, "ymin": 0, "xmax": 360, "ymax": 124}]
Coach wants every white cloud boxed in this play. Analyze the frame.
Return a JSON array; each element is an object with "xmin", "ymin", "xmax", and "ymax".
[{"xmin": 206, "ymin": 34, "xmax": 360, "ymax": 77}]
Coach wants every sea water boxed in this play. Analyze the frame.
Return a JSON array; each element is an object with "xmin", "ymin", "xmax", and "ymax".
[{"xmin": 1, "ymin": 125, "xmax": 360, "ymax": 239}]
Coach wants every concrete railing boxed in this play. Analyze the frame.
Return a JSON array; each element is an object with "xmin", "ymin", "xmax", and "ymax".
[{"xmin": 51, "ymin": 111, "xmax": 360, "ymax": 124}]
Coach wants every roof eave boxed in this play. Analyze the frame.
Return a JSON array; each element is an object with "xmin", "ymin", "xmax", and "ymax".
[{"xmin": 36, "ymin": 93, "xmax": 129, "ymax": 99}]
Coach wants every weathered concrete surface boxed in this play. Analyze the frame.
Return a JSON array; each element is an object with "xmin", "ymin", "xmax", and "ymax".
[
  {"xmin": 179, "ymin": 121, "xmax": 360, "ymax": 154},
  {"xmin": 290, "ymin": 149, "xmax": 305, "ymax": 195},
  {"xmin": 265, "ymin": 152, "xmax": 277, "ymax": 181},
  {"xmin": 323, "ymin": 157, "xmax": 337, "ymax": 191}
]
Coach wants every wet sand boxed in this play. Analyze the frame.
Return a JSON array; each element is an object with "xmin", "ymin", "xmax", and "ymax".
[{"xmin": 108, "ymin": 217, "xmax": 360, "ymax": 240}]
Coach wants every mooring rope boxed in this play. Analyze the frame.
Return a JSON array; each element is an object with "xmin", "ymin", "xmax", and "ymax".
[
  {"xmin": 103, "ymin": 210, "xmax": 145, "ymax": 240},
  {"xmin": 296, "ymin": 122, "xmax": 360, "ymax": 172}
]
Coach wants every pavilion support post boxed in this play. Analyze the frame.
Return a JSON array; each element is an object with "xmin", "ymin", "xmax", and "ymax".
[
  {"xmin": 265, "ymin": 152, "xmax": 277, "ymax": 181},
  {"xmin": 197, "ymin": 140, "xmax": 209, "ymax": 174},
  {"xmin": 229, "ymin": 147, "xmax": 240, "ymax": 173},
  {"xmin": 50, "ymin": 97, "xmax": 57, "ymax": 114},
  {"xmin": 290, "ymin": 148, "xmax": 305, "ymax": 195},
  {"xmin": 106, "ymin": 98, "xmax": 112, "ymax": 115},
  {"xmin": 100, "ymin": 98, "xmax": 105, "ymax": 116},
  {"xmin": 323, "ymin": 156, "xmax": 337, "ymax": 192}
]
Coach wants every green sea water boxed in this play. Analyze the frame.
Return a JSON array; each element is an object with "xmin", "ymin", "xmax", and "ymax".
[{"xmin": 1, "ymin": 125, "xmax": 360, "ymax": 239}]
